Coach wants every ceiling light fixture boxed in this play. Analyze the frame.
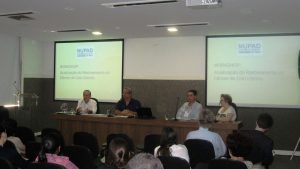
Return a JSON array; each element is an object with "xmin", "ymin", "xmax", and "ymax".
[
  {"xmin": 92, "ymin": 31, "xmax": 102, "ymax": 35},
  {"xmin": 167, "ymin": 27, "xmax": 178, "ymax": 32},
  {"xmin": 101, "ymin": 0, "xmax": 178, "ymax": 8}
]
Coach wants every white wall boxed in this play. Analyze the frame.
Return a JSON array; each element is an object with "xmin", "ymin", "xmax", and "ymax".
[
  {"xmin": 124, "ymin": 36, "xmax": 206, "ymax": 80},
  {"xmin": 21, "ymin": 38, "xmax": 53, "ymax": 78},
  {"xmin": 0, "ymin": 33, "xmax": 20, "ymax": 105},
  {"xmin": 21, "ymin": 36, "xmax": 206, "ymax": 80}
]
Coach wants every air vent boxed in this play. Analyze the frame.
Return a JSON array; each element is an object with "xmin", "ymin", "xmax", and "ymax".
[
  {"xmin": 0, "ymin": 11, "xmax": 34, "ymax": 17},
  {"xmin": 0, "ymin": 11, "xmax": 35, "ymax": 21},
  {"xmin": 101, "ymin": 0, "xmax": 178, "ymax": 8},
  {"xmin": 148, "ymin": 22, "xmax": 209, "ymax": 28},
  {"xmin": 8, "ymin": 15, "xmax": 34, "ymax": 21},
  {"xmin": 53, "ymin": 29, "xmax": 89, "ymax": 33}
]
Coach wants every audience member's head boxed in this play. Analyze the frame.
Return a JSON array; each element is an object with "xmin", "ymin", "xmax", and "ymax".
[
  {"xmin": 200, "ymin": 109, "xmax": 216, "ymax": 127},
  {"xmin": 256, "ymin": 113, "xmax": 273, "ymax": 132},
  {"xmin": 1, "ymin": 118, "xmax": 17, "ymax": 137},
  {"xmin": 0, "ymin": 126, "xmax": 7, "ymax": 146},
  {"xmin": 38, "ymin": 133, "xmax": 62, "ymax": 162},
  {"xmin": 83, "ymin": 90, "xmax": 92, "ymax": 102},
  {"xmin": 187, "ymin": 90, "xmax": 198, "ymax": 103},
  {"xmin": 226, "ymin": 133, "xmax": 252, "ymax": 161},
  {"xmin": 122, "ymin": 87, "xmax": 133, "ymax": 100},
  {"xmin": 126, "ymin": 153, "xmax": 164, "ymax": 169},
  {"xmin": 107, "ymin": 137, "xmax": 134, "ymax": 169},
  {"xmin": 157, "ymin": 127, "xmax": 177, "ymax": 157}
]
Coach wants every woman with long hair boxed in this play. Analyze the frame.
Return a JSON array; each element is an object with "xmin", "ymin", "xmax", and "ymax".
[
  {"xmin": 154, "ymin": 127, "xmax": 189, "ymax": 163},
  {"xmin": 37, "ymin": 133, "xmax": 78, "ymax": 169}
]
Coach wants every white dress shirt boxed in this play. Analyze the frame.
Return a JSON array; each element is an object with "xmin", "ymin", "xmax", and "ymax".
[
  {"xmin": 186, "ymin": 127, "xmax": 226, "ymax": 158},
  {"xmin": 76, "ymin": 99, "xmax": 97, "ymax": 114},
  {"xmin": 154, "ymin": 144, "xmax": 190, "ymax": 163},
  {"xmin": 176, "ymin": 101, "xmax": 202, "ymax": 120}
]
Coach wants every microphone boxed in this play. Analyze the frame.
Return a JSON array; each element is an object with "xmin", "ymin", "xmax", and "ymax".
[{"xmin": 173, "ymin": 97, "xmax": 180, "ymax": 121}]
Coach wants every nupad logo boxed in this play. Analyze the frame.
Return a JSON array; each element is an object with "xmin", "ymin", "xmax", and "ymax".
[
  {"xmin": 77, "ymin": 47, "xmax": 94, "ymax": 58},
  {"xmin": 237, "ymin": 41, "xmax": 262, "ymax": 56}
]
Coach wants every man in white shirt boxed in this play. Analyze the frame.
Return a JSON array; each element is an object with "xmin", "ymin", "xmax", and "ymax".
[
  {"xmin": 186, "ymin": 109, "xmax": 226, "ymax": 158},
  {"xmin": 176, "ymin": 90, "xmax": 203, "ymax": 120},
  {"xmin": 76, "ymin": 90, "xmax": 97, "ymax": 114}
]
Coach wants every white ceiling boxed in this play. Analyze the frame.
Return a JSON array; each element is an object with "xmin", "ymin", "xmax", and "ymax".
[{"xmin": 0, "ymin": 0, "xmax": 300, "ymax": 41}]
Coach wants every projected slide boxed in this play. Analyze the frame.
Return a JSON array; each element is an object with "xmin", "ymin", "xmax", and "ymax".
[
  {"xmin": 55, "ymin": 40, "xmax": 123, "ymax": 102},
  {"xmin": 207, "ymin": 35, "xmax": 300, "ymax": 108}
]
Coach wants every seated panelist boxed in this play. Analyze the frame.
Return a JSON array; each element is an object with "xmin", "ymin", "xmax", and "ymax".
[
  {"xmin": 114, "ymin": 87, "xmax": 141, "ymax": 116},
  {"xmin": 76, "ymin": 90, "xmax": 97, "ymax": 114},
  {"xmin": 176, "ymin": 90, "xmax": 203, "ymax": 120},
  {"xmin": 216, "ymin": 94, "xmax": 237, "ymax": 122}
]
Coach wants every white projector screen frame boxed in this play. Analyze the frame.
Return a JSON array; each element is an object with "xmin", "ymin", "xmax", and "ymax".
[
  {"xmin": 54, "ymin": 39, "xmax": 124, "ymax": 103},
  {"xmin": 206, "ymin": 34, "xmax": 300, "ymax": 109}
]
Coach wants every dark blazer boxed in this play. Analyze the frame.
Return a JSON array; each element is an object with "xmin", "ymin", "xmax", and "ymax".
[{"xmin": 240, "ymin": 130, "xmax": 273, "ymax": 167}]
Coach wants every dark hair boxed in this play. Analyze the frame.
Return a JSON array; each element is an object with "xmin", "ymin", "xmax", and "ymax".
[
  {"xmin": 107, "ymin": 137, "xmax": 133, "ymax": 169},
  {"xmin": 157, "ymin": 127, "xmax": 177, "ymax": 157},
  {"xmin": 226, "ymin": 133, "xmax": 252, "ymax": 159},
  {"xmin": 257, "ymin": 113, "xmax": 273, "ymax": 129},
  {"xmin": 188, "ymin": 90, "xmax": 198, "ymax": 96},
  {"xmin": 38, "ymin": 133, "xmax": 62, "ymax": 163},
  {"xmin": 1, "ymin": 118, "xmax": 17, "ymax": 137}
]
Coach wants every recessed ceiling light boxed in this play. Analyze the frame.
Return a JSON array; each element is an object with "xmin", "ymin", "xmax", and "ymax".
[
  {"xmin": 92, "ymin": 31, "xmax": 102, "ymax": 36},
  {"xmin": 167, "ymin": 27, "xmax": 178, "ymax": 32},
  {"xmin": 64, "ymin": 7, "xmax": 75, "ymax": 11},
  {"xmin": 50, "ymin": 30, "xmax": 56, "ymax": 33}
]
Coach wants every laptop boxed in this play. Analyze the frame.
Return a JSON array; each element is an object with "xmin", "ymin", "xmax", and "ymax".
[{"xmin": 137, "ymin": 107, "xmax": 153, "ymax": 119}]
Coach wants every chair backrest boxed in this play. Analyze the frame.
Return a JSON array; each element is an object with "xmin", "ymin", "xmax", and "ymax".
[
  {"xmin": 26, "ymin": 141, "xmax": 42, "ymax": 162},
  {"xmin": 73, "ymin": 131, "xmax": 100, "ymax": 158},
  {"xmin": 231, "ymin": 102, "xmax": 238, "ymax": 121},
  {"xmin": 184, "ymin": 139, "xmax": 215, "ymax": 168},
  {"xmin": 27, "ymin": 162, "xmax": 67, "ymax": 169},
  {"xmin": 0, "ymin": 157, "xmax": 15, "ymax": 169},
  {"xmin": 143, "ymin": 134, "xmax": 161, "ymax": 154},
  {"xmin": 42, "ymin": 128, "xmax": 65, "ymax": 149},
  {"xmin": 208, "ymin": 159, "xmax": 248, "ymax": 169},
  {"xmin": 61, "ymin": 145, "xmax": 95, "ymax": 169},
  {"xmin": 158, "ymin": 156, "xmax": 190, "ymax": 169},
  {"xmin": 90, "ymin": 98, "xmax": 99, "ymax": 114},
  {"xmin": 15, "ymin": 126, "xmax": 35, "ymax": 145}
]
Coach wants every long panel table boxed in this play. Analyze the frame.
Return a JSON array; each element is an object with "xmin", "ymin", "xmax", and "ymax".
[{"xmin": 52, "ymin": 114, "xmax": 242, "ymax": 146}]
